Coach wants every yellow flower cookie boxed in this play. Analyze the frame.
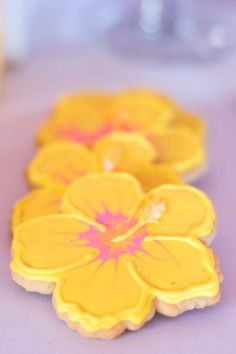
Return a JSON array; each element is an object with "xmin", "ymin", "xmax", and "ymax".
[
  {"xmin": 36, "ymin": 90, "xmax": 206, "ymax": 180},
  {"xmin": 31, "ymin": 131, "xmax": 199, "ymax": 186},
  {"xmin": 29, "ymin": 132, "xmax": 157, "ymax": 187},
  {"xmin": 37, "ymin": 90, "xmax": 204, "ymax": 145},
  {"xmin": 12, "ymin": 133, "xmax": 182, "ymax": 229},
  {"xmin": 11, "ymin": 173, "xmax": 221, "ymax": 339}
]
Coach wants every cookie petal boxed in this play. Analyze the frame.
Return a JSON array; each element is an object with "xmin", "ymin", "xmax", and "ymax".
[
  {"xmin": 37, "ymin": 94, "xmax": 112, "ymax": 145},
  {"xmin": 28, "ymin": 142, "xmax": 98, "ymax": 187},
  {"xmin": 11, "ymin": 187, "xmax": 65, "ymax": 229},
  {"xmin": 62, "ymin": 173, "xmax": 143, "ymax": 227},
  {"xmin": 171, "ymin": 111, "xmax": 206, "ymax": 140},
  {"xmin": 138, "ymin": 185, "xmax": 215, "ymax": 240},
  {"xmin": 132, "ymin": 236, "xmax": 219, "ymax": 304},
  {"xmin": 134, "ymin": 163, "xmax": 183, "ymax": 192},
  {"xmin": 150, "ymin": 130, "xmax": 205, "ymax": 178},
  {"xmin": 54, "ymin": 92, "xmax": 111, "ymax": 113},
  {"xmin": 109, "ymin": 89, "xmax": 175, "ymax": 134},
  {"xmin": 94, "ymin": 132, "xmax": 156, "ymax": 174},
  {"xmin": 11, "ymin": 215, "xmax": 99, "ymax": 279},
  {"xmin": 54, "ymin": 255, "xmax": 152, "ymax": 333},
  {"xmin": 37, "ymin": 93, "xmax": 112, "ymax": 146}
]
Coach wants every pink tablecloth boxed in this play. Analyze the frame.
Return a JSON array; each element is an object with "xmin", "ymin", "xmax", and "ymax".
[{"xmin": 0, "ymin": 45, "xmax": 235, "ymax": 354}]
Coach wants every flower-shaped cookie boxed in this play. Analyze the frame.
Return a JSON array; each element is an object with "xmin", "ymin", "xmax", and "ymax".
[
  {"xmin": 12, "ymin": 133, "xmax": 182, "ymax": 229},
  {"xmin": 109, "ymin": 89, "xmax": 205, "ymax": 139},
  {"xmin": 36, "ymin": 129, "xmax": 203, "ymax": 183},
  {"xmin": 38, "ymin": 93, "xmax": 172, "ymax": 145},
  {"xmin": 37, "ymin": 90, "xmax": 206, "ymax": 180},
  {"xmin": 11, "ymin": 173, "xmax": 220, "ymax": 339}
]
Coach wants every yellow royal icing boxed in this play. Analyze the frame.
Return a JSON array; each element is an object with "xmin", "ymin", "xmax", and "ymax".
[
  {"xmin": 28, "ymin": 141, "xmax": 98, "ymax": 187},
  {"xmin": 37, "ymin": 89, "xmax": 205, "ymax": 145},
  {"xmin": 36, "ymin": 90, "xmax": 206, "ymax": 180},
  {"xmin": 108, "ymin": 89, "xmax": 176, "ymax": 133},
  {"xmin": 150, "ymin": 130, "xmax": 205, "ymax": 177},
  {"xmin": 37, "ymin": 93, "xmax": 113, "ymax": 146},
  {"xmin": 12, "ymin": 187, "xmax": 65, "ymax": 229},
  {"xmin": 134, "ymin": 163, "xmax": 183, "ymax": 192},
  {"xmin": 53, "ymin": 92, "xmax": 111, "ymax": 114},
  {"xmin": 30, "ymin": 128, "xmax": 203, "ymax": 187},
  {"xmin": 28, "ymin": 132, "xmax": 181, "ymax": 189},
  {"xmin": 14, "ymin": 134, "xmax": 183, "ymax": 228},
  {"xmin": 93, "ymin": 132, "xmax": 156, "ymax": 174},
  {"xmin": 11, "ymin": 173, "xmax": 220, "ymax": 335},
  {"xmin": 110, "ymin": 90, "xmax": 205, "ymax": 140},
  {"xmin": 170, "ymin": 110, "xmax": 206, "ymax": 140}
]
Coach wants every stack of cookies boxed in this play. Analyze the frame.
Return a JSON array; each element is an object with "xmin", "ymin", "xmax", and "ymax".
[{"xmin": 10, "ymin": 90, "xmax": 222, "ymax": 339}]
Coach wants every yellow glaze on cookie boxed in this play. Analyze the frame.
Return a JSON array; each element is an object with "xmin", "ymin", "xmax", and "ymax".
[
  {"xmin": 93, "ymin": 132, "xmax": 156, "ymax": 174},
  {"xmin": 13, "ymin": 135, "xmax": 182, "ymax": 229},
  {"xmin": 170, "ymin": 111, "xmax": 206, "ymax": 140},
  {"xmin": 63, "ymin": 175, "xmax": 215, "ymax": 240},
  {"xmin": 11, "ymin": 187, "xmax": 65, "ymax": 229},
  {"xmin": 142, "ymin": 184, "xmax": 216, "ymax": 238},
  {"xmin": 36, "ymin": 89, "xmax": 206, "ymax": 180},
  {"xmin": 28, "ymin": 132, "xmax": 181, "ymax": 189},
  {"xmin": 150, "ymin": 130, "xmax": 205, "ymax": 177},
  {"xmin": 134, "ymin": 163, "xmax": 183, "ymax": 192},
  {"xmin": 109, "ymin": 89, "xmax": 176, "ymax": 133},
  {"xmin": 37, "ymin": 89, "xmax": 205, "ymax": 146},
  {"xmin": 38, "ymin": 93, "xmax": 113, "ymax": 146},
  {"xmin": 28, "ymin": 142, "xmax": 98, "ymax": 187},
  {"xmin": 11, "ymin": 174, "xmax": 219, "ymax": 334},
  {"xmin": 53, "ymin": 92, "xmax": 111, "ymax": 114}
]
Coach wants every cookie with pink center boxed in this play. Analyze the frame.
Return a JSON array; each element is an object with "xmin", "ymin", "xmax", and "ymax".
[
  {"xmin": 11, "ymin": 173, "xmax": 221, "ymax": 339},
  {"xmin": 37, "ymin": 90, "xmax": 206, "ymax": 181},
  {"xmin": 12, "ymin": 133, "xmax": 182, "ymax": 229}
]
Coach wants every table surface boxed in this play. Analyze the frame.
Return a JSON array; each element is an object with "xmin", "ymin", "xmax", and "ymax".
[{"xmin": 0, "ymin": 45, "xmax": 236, "ymax": 354}]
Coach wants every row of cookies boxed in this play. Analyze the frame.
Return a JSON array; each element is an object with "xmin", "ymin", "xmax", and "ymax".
[{"xmin": 10, "ymin": 90, "xmax": 222, "ymax": 339}]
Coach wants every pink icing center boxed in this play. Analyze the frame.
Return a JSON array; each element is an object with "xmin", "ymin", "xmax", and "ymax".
[
  {"xmin": 54, "ymin": 124, "xmax": 113, "ymax": 145},
  {"xmin": 75, "ymin": 204, "xmax": 148, "ymax": 261}
]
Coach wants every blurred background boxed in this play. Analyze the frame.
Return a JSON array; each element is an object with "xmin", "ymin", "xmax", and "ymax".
[
  {"xmin": 0, "ymin": 0, "xmax": 235, "ymax": 101},
  {"xmin": 1, "ymin": 0, "xmax": 236, "ymax": 113},
  {"xmin": 2, "ymin": 0, "xmax": 236, "ymax": 64}
]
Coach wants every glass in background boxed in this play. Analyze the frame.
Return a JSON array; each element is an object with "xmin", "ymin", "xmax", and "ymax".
[{"xmin": 103, "ymin": 0, "xmax": 236, "ymax": 63}]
